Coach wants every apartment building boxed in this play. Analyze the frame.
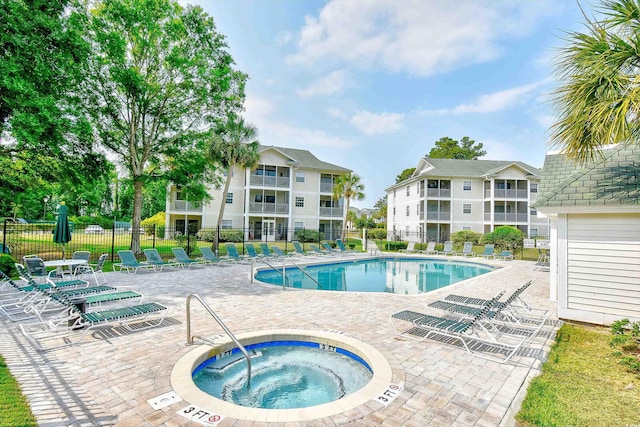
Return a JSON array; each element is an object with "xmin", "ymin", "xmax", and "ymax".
[
  {"xmin": 166, "ymin": 145, "xmax": 351, "ymax": 241},
  {"xmin": 386, "ymin": 157, "xmax": 548, "ymax": 242}
]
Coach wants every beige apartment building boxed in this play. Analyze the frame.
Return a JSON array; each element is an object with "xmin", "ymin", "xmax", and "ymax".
[
  {"xmin": 386, "ymin": 157, "xmax": 548, "ymax": 243},
  {"xmin": 165, "ymin": 145, "xmax": 351, "ymax": 241}
]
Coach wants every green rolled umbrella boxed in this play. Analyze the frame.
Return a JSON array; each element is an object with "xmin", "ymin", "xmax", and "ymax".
[{"xmin": 53, "ymin": 202, "xmax": 72, "ymax": 259}]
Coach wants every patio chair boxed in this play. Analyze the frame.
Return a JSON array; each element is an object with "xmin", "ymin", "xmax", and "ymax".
[
  {"xmin": 270, "ymin": 246, "xmax": 293, "ymax": 260},
  {"xmin": 16, "ymin": 262, "xmax": 89, "ymax": 290},
  {"xmin": 308, "ymin": 244, "xmax": 332, "ymax": 256},
  {"xmin": 74, "ymin": 253, "xmax": 108, "ymax": 284},
  {"xmin": 114, "ymin": 250, "xmax": 155, "ymax": 274},
  {"xmin": 224, "ymin": 243, "xmax": 251, "ymax": 264},
  {"xmin": 480, "ymin": 244, "xmax": 495, "ymax": 259},
  {"xmin": 171, "ymin": 247, "xmax": 205, "ymax": 268},
  {"xmin": 321, "ymin": 242, "xmax": 343, "ymax": 256},
  {"xmin": 196, "ymin": 246, "xmax": 232, "ymax": 266},
  {"xmin": 436, "ymin": 241, "xmax": 456, "ymax": 256},
  {"xmin": 143, "ymin": 249, "xmax": 180, "ymax": 271},
  {"xmin": 336, "ymin": 239, "xmax": 357, "ymax": 254},
  {"xmin": 259, "ymin": 242, "xmax": 276, "ymax": 259},
  {"xmin": 245, "ymin": 243, "xmax": 264, "ymax": 261},
  {"xmin": 22, "ymin": 255, "xmax": 49, "ymax": 282},
  {"xmin": 400, "ymin": 241, "xmax": 416, "ymax": 254},
  {"xmin": 19, "ymin": 287, "xmax": 167, "ymax": 352},
  {"xmin": 496, "ymin": 250, "xmax": 513, "ymax": 261},
  {"xmin": 419, "ymin": 241, "xmax": 437, "ymax": 255},
  {"xmin": 457, "ymin": 242, "xmax": 476, "ymax": 257},
  {"xmin": 391, "ymin": 291, "xmax": 526, "ymax": 363},
  {"xmin": 290, "ymin": 241, "xmax": 315, "ymax": 257}
]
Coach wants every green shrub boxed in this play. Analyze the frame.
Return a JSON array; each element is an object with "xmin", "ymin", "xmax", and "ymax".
[
  {"xmin": 0, "ymin": 254, "xmax": 17, "ymax": 277},
  {"xmin": 369, "ymin": 229, "xmax": 388, "ymax": 240},
  {"xmin": 378, "ymin": 241, "xmax": 407, "ymax": 251},
  {"xmin": 295, "ymin": 229, "xmax": 320, "ymax": 242},
  {"xmin": 482, "ymin": 226, "xmax": 524, "ymax": 251},
  {"xmin": 219, "ymin": 230, "xmax": 243, "ymax": 242},
  {"xmin": 197, "ymin": 229, "xmax": 216, "ymax": 242},
  {"xmin": 451, "ymin": 230, "xmax": 483, "ymax": 246}
]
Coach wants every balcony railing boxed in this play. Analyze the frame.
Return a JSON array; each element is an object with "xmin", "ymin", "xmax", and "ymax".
[
  {"xmin": 319, "ymin": 207, "xmax": 344, "ymax": 217},
  {"xmin": 248, "ymin": 202, "xmax": 289, "ymax": 214},
  {"xmin": 171, "ymin": 201, "xmax": 203, "ymax": 212},
  {"xmin": 426, "ymin": 189, "xmax": 451, "ymax": 198},
  {"xmin": 320, "ymin": 182, "xmax": 334, "ymax": 193},
  {"xmin": 489, "ymin": 213, "xmax": 528, "ymax": 222},
  {"xmin": 486, "ymin": 189, "xmax": 528, "ymax": 199},
  {"xmin": 249, "ymin": 175, "xmax": 290, "ymax": 188},
  {"xmin": 426, "ymin": 211, "xmax": 451, "ymax": 221}
]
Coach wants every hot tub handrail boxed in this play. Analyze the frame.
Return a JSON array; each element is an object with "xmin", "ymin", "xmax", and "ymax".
[
  {"xmin": 186, "ymin": 294, "xmax": 251, "ymax": 387},
  {"xmin": 252, "ymin": 257, "xmax": 322, "ymax": 290}
]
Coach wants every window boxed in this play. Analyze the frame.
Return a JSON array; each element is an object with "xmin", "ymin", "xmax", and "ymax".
[
  {"xmin": 530, "ymin": 228, "xmax": 538, "ymax": 237},
  {"xmin": 226, "ymin": 193, "xmax": 233, "ymax": 204},
  {"xmin": 296, "ymin": 172, "xmax": 305, "ymax": 183},
  {"xmin": 221, "ymin": 220, "xmax": 232, "ymax": 229},
  {"xmin": 463, "ymin": 226, "xmax": 471, "ymax": 231},
  {"xmin": 530, "ymin": 208, "xmax": 537, "ymax": 216},
  {"xmin": 530, "ymin": 183, "xmax": 538, "ymax": 193},
  {"xmin": 406, "ymin": 186, "xmax": 410, "ymax": 196},
  {"xmin": 463, "ymin": 203, "xmax": 472, "ymax": 214},
  {"xmin": 254, "ymin": 194, "xmax": 262, "ymax": 203},
  {"xmin": 295, "ymin": 197, "xmax": 304, "ymax": 207},
  {"xmin": 406, "ymin": 206, "xmax": 410, "ymax": 216},
  {"xmin": 265, "ymin": 195, "xmax": 275, "ymax": 203},
  {"xmin": 463, "ymin": 181, "xmax": 471, "ymax": 191},
  {"xmin": 294, "ymin": 222, "xmax": 304, "ymax": 231}
]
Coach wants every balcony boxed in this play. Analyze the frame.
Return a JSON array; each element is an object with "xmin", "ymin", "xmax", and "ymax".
[
  {"xmin": 320, "ymin": 182, "xmax": 334, "ymax": 193},
  {"xmin": 485, "ymin": 189, "xmax": 528, "ymax": 199},
  {"xmin": 249, "ymin": 175, "xmax": 290, "ymax": 188},
  {"xmin": 426, "ymin": 211, "xmax": 451, "ymax": 221},
  {"xmin": 426, "ymin": 189, "xmax": 451, "ymax": 198},
  {"xmin": 170, "ymin": 201, "xmax": 203, "ymax": 212},
  {"xmin": 319, "ymin": 207, "xmax": 343, "ymax": 217},
  {"xmin": 487, "ymin": 213, "xmax": 528, "ymax": 222},
  {"xmin": 248, "ymin": 202, "xmax": 289, "ymax": 214}
]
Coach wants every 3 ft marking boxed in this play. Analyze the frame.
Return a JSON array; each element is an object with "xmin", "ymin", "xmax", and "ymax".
[
  {"xmin": 177, "ymin": 405, "xmax": 224, "ymax": 426},
  {"xmin": 319, "ymin": 343, "xmax": 336, "ymax": 352},
  {"xmin": 376, "ymin": 383, "xmax": 403, "ymax": 406}
]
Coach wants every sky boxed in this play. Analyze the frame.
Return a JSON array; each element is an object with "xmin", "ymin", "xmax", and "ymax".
[{"xmin": 183, "ymin": 0, "xmax": 598, "ymax": 208}]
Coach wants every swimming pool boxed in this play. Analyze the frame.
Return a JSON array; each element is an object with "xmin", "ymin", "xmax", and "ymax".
[{"xmin": 254, "ymin": 257, "xmax": 496, "ymax": 294}]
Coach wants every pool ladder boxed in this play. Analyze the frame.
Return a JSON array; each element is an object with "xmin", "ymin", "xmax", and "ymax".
[
  {"xmin": 185, "ymin": 294, "xmax": 251, "ymax": 387},
  {"xmin": 251, "ymin": 257, "xmax": 322, "ymax": 290}
]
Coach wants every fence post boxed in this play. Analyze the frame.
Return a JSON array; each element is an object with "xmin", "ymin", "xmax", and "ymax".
[
  {"xmin": 2, "ymin": 219, "xmax": 7, "ymax": 255},
  {"xmin": 216, "ymin": 225, "xmax": 220, "ymax": 255},
  {"xmin": 152, "ymin": 224, "xmax": 156, "ymax": 248},
  {"xmin": 110, "ymin": 224, "xmax": 116, "ymax": 262},
  {"xmin": 187, "ymin": 230, "xmax": 191, "ymax": 254}
]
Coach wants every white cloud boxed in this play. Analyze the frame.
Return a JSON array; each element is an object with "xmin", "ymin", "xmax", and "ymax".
[
  {"xmin": 277, "ymin": 30, "xmax": 293, "ymax": 46},
  {"xmin": 535, "ymin": 114, "xmax": 555, "ymax": 129},
  {"xmin": 451, "ymin": 81, "xmax": 544, "ymax": 114},
  {"xmin": 326, "ymin": 107, "xmax": 348, "ymax": 120},
  {"xmin": 297, "ymin": 69, "xmax": 348, "ymax": 97},
  {"xmin": 287, "ymin": 0, "xmax": 557, "ymax": 77},
  {"xmin": 349, "ymin": 111, "xmax": 405, "ymax": 135}
]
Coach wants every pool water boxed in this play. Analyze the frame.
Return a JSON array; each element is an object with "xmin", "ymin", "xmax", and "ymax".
[
  {"xmin": 254, "ymin": 258, "xmax": 495, "ymax": 294},
  {"xmin": 192, "ymin": 341, "xmax": 373, "ymax": 409}
]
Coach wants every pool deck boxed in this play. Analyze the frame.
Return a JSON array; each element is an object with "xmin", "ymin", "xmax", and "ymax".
[{"xmin": 0, "ymin": 254, "xmax": 558, "ymax": 426}]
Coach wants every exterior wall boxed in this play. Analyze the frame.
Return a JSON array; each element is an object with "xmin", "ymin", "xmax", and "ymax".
[
  {"xmin": 557, "ymin": 213, "xmax": 640, "ymax": 325},
  {"xmin": 450, "ymin": 177, "xmax": 484, "ymax": 233}
]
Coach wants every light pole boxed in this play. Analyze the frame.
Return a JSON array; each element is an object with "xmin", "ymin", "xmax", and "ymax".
[{"xmin": 43, "ymin": 196, "xmax": 50, "ymax": 220}]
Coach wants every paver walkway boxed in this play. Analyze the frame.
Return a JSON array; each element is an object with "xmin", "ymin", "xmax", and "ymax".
[{"xmin": 0, "ymin": 255, "xmax": 557, "ymax": 426}]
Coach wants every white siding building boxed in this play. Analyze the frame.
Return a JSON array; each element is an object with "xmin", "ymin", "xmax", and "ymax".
[
  {"xmin": 386, "ymin": 157, "xmax": 547, "ymax": 242},
  {"xmin": 165, "ymin": 145, "xmax": 351, "ymax": 241},
  {"xmin": 534, "ymin": 144, "xmax": 640, "ymax": 325}
]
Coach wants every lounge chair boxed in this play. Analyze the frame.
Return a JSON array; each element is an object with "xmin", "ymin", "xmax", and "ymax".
[
  {"xmin": 74, "ymin": 253, "xmax": 108, "ymax": 284},
  {"xmin": 496, "ymin": 250, "xmax": 513, "ymax": 261},
  {"xmin": 321, "ymin": 242, "xmax": 343, "ymax": 256},
  {"xmin": 436, "ymin": 241, "xmax": 456, "ymax": 256},
  {"xmin": 20, "ymin": 288, "xmax": 167, "ymax": 352},
  {"xmin": 259, "ymin": 243, "xmax": 276, "ymax": 259},
  {"xmin": 143, "ymin": 248, "xmax": 180, "ymax": 271},
  {"xmin": 290, "ymin": 241, "xmax": 315, "ymax": 257},
  {"xmin": 270, "ymin": 246, "xmax": 294, "ymax": 260},
  {"xmin": 171, "ymin": 247, "xmax": 205, "ymax": 268},
  {"xmin": 457, "ymin": 242, "xmax": 476, "ymax": 257},
  {"xmin": 196, "ymin": 246, "xmax": 232, "ymax": 266},
  {"xmin": 419, "ymin": 241, "xmax": 437, "ymax": 255},
  {"xmin": 400, "ymin": 242, "xmax": 416, "ymax": 253},
  {"xmin": 480, "ymin": 244, "xmax": 495, "ymax": 259},
  {"xmin": 245, "ymin": 243, "xmax": 264, "ymax": 260},
  {"xmin": 443, "ymin": 281, "xmax": 548, "ymax": 326},
  {"xmin": 391, "ymin": 291, "xmax": 526, "ymax": 363},
  {"xmin": 335, "ymin": 239, "xmax": 357, "ymax": 254},
  {"xmin": 224, "ymin": 243, "xmax": 251, "ymax": 264},
  {"xmin": 114, "ymin": 250, "xmax": 155, "ymax": 273}
]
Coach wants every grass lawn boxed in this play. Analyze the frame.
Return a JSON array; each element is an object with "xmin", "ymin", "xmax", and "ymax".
[
  {"xmin": 517, "ymin": 323, "xmax": 640, "ymax": 426},
  {"xmin": 0, "ymin": 355, "xmax": 36, "ymax": 427}
]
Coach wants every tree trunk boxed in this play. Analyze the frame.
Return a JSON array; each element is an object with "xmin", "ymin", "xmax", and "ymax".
[
  {"xmin": 342, "ymin": 198, "xmax": 350, "ymax": 241},
  {"xmin": 131, "ymin": 178, "xmax": 144, "ymax": 254},
  {"xmin": 214, "ymin": 162, "xmax": 234, "ymax": 251}
]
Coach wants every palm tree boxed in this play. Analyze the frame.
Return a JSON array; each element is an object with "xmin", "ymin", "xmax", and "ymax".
[
  {"xmin": 333, "ymin": 173, "xmax": 365, "ymax": 241},
  {"xmin": 208, "ymin": 115, "xmax": 260, "ymax": 246},
  {"xmin": 551, "ymin": 0, "xmax": 640, "ymax": 163}
]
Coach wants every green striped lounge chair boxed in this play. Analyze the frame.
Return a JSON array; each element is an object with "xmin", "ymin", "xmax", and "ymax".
[
  {"xmin": 143, "ymin": 249, "xmax": 180, "ymax": 271},
  {"xmin": 196, "ymin": 246, "xmax": 232, "ymax": 266},
  {"xmin": 114, "ymin": 250, "xmax": 155, "ymax": 274},
  {"xmin": 171, "ymin": 247, "xmax": 205, "ymax": 268}
]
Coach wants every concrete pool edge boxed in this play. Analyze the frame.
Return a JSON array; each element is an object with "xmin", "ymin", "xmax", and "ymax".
[{"xmin": 171, "ymin": 329, "xmax": 394, "ymax": 423}]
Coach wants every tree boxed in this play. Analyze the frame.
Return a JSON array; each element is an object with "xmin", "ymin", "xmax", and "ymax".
[
  {"xmin": 372, "ymin": 196, "xmax": 387, "ymax": 223},
  {"xmin": 207, "ymin": 114, "xmax": 260, "ymax": 247},
  {"xmin": 346, "ymin": 209, "xmax": 358, "ymax": 230},
  {"xmin": 80, "ymin": 0, "xmax": 247, "ymax": 253},
  {"xmin": 333, "ymin": 173, "xmax": 365, "ymax": 241},
  {"xmin": 428, "ymin": 136, "xmax": 486, "ymax": 159},
  {"xmin": 395, "ymin": 167, "xmax": 416, "ymax": 183},
  {"xmin": 551, "ymin": 0, "xmax": 640, "ymax": 163}
]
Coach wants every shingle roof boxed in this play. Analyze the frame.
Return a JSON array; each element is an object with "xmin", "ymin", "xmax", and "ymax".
[
  {"xmin": 258, "ymin": 145, "xmax": 351, "ymax": 173},
  {"xmin": 534, "ymin": 144, "xmax": 640, "ymax": 209}
]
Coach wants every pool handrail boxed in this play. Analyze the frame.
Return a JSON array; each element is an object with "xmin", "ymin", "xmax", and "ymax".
[
  {"xmin": 252, "ymin": 257, "xmax": 323, "ymax": 290},
  {"xmin": 186, "ymin": 294, "xmax": 251, "ymax": 387}
]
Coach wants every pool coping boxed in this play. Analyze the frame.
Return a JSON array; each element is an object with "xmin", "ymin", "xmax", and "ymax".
[{"xmin": 171, "ymin": 329, "xmax": 394, "ymax": 423}]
